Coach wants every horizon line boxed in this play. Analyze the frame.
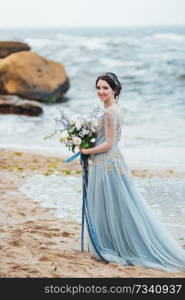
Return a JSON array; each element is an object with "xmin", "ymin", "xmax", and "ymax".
[{"xmin": 0, "ymin": 24, "xmax": 185, "ymax": 30}]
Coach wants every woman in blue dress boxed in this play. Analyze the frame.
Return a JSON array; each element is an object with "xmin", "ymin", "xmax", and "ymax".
[{"xmin": 79, "ymin": 72, "xmax": 185, "ymax": 272}]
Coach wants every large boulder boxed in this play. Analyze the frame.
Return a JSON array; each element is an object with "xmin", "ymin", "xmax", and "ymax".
[
  {"xmin": 0, "ymin": 95, "xmax": 43, "ymax": 116},
  {"xmin": 0, "ymin": 51, "xmax": 70, "ymax": 102},
  {"xmin": 0, "ymin": 41, "xmax": 31, "ymax": 58}
]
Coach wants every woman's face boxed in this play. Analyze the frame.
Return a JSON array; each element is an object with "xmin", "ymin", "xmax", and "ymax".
[{"xmin": 96, "ymin": 79, "xmax": 115, "ymax": 103}]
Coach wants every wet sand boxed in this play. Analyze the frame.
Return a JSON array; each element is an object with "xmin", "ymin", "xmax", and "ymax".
[{"xmin": 0, "ymin": 148, "xmax": 185, "ymax": 278}]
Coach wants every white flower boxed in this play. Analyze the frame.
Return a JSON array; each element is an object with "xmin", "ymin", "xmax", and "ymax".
[
  {"xmin": 61, "ymin": 130, "xmax": 69, "ymax": 140},
  {"xmin": 68, "ymin": 125, "xmax": 75, "ymax": 133},
  {"xmin": 91, "ymin": 127, "xmax": 96, "ymax": 133},
  {"xmin": 79, "ymin": 131, "xmax": 85, "ymax": 138},
  {"xmin": 75, "ymin": 120, "xmax": 83, "ymax": 131},
  {"xmin": 71, "ymin": 114, "xmax": 81, "ymax": 123},
  {"xmin": 84, "ymin": 116, "xmax": 91, "ymax": 122},
  {"xmin": 65, "ymin": 140, "xmax": 73, "ymax": 146},
  {"xmin": 72, "ymin": 136, "xmax": 82, "ymax": 146},
  {"xmin": 90, "ymin": 138, "xmax": 96, "ymax": 143},
  {"xmin": 80, "ymin": 128, "xmax": 90, "ymax": 136}
]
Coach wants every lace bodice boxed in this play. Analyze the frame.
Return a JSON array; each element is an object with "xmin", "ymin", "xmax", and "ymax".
[{"xmin": 96, "ymin": 105, "xmax": 124, "ymax": 147}]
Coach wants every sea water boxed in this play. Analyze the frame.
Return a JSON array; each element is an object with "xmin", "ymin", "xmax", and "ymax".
[{"xmin": 0, "ymin": 25, "xmax": 185, "ymax": 168}]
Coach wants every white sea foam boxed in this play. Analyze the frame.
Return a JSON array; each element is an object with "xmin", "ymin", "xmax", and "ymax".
[
  {"xmin": 100, "ymin": 58, "xmax": 141, "ymax": 68},
  {"xmin": 25, "ymin": 38, "xmax": 51, "ymax": 48},
  {"xmin": 153, "ymin": 33, "xmax": 185, "ymax": 41}
]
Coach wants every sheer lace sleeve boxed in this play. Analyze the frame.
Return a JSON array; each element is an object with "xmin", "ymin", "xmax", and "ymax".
[{"xmin": 90, "ymin": 109, "xmax": 117, "ymax": 154}]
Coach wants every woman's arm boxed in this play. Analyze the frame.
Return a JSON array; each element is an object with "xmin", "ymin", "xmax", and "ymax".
[{"xmin": 80, "ymin": 109, "xmax": 116, "ymax": 155}]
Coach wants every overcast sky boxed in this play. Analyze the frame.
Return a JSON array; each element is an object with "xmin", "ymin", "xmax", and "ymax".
[{"xmin": 1, "ymin": 0, "xmax": 185, "ymax": 28}]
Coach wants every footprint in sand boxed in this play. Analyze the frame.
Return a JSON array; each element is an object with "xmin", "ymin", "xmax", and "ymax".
[
  {"xmin": 18, "ymin": 212, "xmax": 25, "ymax": 216},
  {"xmin": 62, "ymin": 231, "xmax": 70, "ymax": 237},
  {"xmin": 39, "ymin": 255, "xmax": 50, "ymax": 262},
  {"xmin": 29, "ymin": 230, "xmax": 62, "ymax": 238},
  {"xmin": 33, "ymin": 226, "xmax": 60, "ymax": 232},
  {"xmin": 9, "ymin": 239, "xmax": 24, "ymax": 247},
  {"xmin": 39, "ymin": 246, "xmax": 50, "ymax": 250},
  {"xmin": 44, "ymin": 228, "xmax": 61, "ymax": 232},
  {"xmin": 6, "ymin": 253, "xmax": 17, "ymax": 258},
  {"xmin": 16, "ymin": 266, "xmax": 41, "ymax": 276},
  {"xmin": 44, "ymin": 241, "xmax": 56, "ymax": 246},
  {"xmin": 11, "ymin": 229, "xmax": 22, "ymax": 236}
]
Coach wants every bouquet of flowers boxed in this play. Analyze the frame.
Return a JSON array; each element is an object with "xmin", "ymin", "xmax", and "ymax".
[{"xmin": 44, "ymin": 104, "xmax": 103, "ymax": 155}]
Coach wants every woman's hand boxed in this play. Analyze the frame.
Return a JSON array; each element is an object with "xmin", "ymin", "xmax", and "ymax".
[{"xmin": 78, "ymin": 146, "xmax": 92, "ymax": 155}]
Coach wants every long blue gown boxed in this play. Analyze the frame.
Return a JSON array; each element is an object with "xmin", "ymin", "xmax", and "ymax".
[{"xmin": 84, "ymin": 105, "xmax": 185, "ymax": 273}]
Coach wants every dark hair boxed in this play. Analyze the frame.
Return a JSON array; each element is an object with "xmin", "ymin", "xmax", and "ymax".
[{"xmin": 95, "ymin": 72, "xmax": 122, "ymax": 101}]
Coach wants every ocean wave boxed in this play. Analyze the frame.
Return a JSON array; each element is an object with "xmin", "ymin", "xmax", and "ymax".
[
  {"xmin": 56, "ymin": 33, "xmax": 107, "ymax": 50},
  {"xmin": 25, "ymin": 38, "xmax": 51, "ymax": 48},
  {"xmin": 81, "ymin": 38, "xmax": 107, "ymax": 50},
  {"xmin": 100, "ymin": 58, "xmax": 142, "ymax": 68},
  {"xmin": 153, "ymin": 33, "xmax": 185, "ymax": 41}
]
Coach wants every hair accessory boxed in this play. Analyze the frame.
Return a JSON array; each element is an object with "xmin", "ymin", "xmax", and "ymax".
[{"xmin": 105, "ymin": 72, "xmax": 120, "ymax": 87}]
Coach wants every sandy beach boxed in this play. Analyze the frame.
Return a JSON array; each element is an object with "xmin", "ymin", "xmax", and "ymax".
[{"xmin": 0, "ymin": 148, "xmax": 185, "ymax": 278}]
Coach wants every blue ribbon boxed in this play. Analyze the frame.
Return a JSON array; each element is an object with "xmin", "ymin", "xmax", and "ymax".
[
  {"xmin": 80, "ymin": 153, "xmax": 91, "ymax": 252},
  {"xmin": 64, "ymin": 151, "xmax": 85, "ymax": 251},
  {"xmin": 64, "ymin": 151, "xmax": 81, "ymax": 163},
  {"xmin": 64, "ymin": 150, "xmax": 108, "ymax": 261}
]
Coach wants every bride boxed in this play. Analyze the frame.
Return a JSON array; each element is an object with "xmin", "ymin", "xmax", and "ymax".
[{"xmin": 79, "ymin": 72, "xmax": 185, "ymax": 272}]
